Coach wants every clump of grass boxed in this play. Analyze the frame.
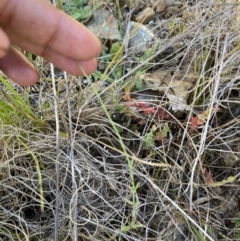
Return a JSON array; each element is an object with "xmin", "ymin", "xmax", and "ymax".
[{"xmin": 1, "ymin": 1, "xmax": 240, "ymax": 241}]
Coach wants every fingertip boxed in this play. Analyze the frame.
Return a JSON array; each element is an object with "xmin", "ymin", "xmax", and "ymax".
[
  {"xmin": 76, "ymin": 58, "xmax": 98, "ymax": 76},
  {"xmin": 94, "ymin": 38, "xmax": 102, "ymax": 58},
  {"xmin": 61, "ymin": 17, "xmax": 102, "ymax": 60},
  {"xmin": 0, "ymin": 47, "xmax": 39, "ymax": 86},
  {"xmin": 80, "ymin": 24, "xmax": 102, "ymax": 57},
  {"xmin": 45, "ymin": 48, "xmax": 98, "ymax": 77},
  {"xmin": 57, "ymin": 58, "xmax": 98, "ymax": 76},
  {"xmin": 87, "ymin": 32, "xmax": 102, "ymax": 58},
  {"xmin": 15, "ymin": 67, "xmax": 39, "ymax": 86}
]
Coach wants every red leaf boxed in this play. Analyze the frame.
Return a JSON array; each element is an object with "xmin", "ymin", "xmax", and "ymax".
[
  {"xmin": 156, "ymin": 107, "xmax": 169, "ymax": 119},
  {"xmin": 202, "ymin": 168, "xmax": 215, "ymax": 185},
  {"xmin": 190, "ymin": 108, "xmax": 220, "ymax": 130},
  {"xmin": 190, "ymin": 116, "xmax": 199, "ymax": 130},
  {"xmin": 143, "ymin": 107, "xmax": 155, "ymax": 115}
]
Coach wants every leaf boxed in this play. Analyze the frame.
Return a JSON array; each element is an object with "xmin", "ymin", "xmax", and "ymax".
[
  {"xmin": 137, "ymin": 102, "xmax": 155, "ymax": 115},
  {"xmin": 154, "ymin": 131, "xmax": 164, "ymax": 141},
  {"xmin": 156, "ymin": 107, "xmax": 169, "ymax": 119},
  {"xmin": 70, "ymin": 6, "xmax": 92, "ymax": 20},
  {"xmin": 143, "ymin": 107, "xmax": 155, "ymax": 115},
  {"xmin": 143, "ymin": 130, "xmax": 154, "ymax": 150},
  {"xmin": 115, "ymin": 69, "xmax": 123, "ymax": 79},
  {"xmin": 134, "ymin": 75, "xmax": 147, "ymax": 91},
  {"xmin": 203, "ymin": 166, "xmax": 236, "ymax": 186},
  {"xmin": 110, "ymin": 42, "xmax": 122, "ymax": 61},
  {"xmin": 124, "ymin": 100, "xmax": 170, "ymax": 119},
  {"xmin": 153, "ymin": 123, "xmax": 169, "ymax": 141},
  {"xmin": 138, "ymin": 41, "xmax": 159, "ymax": 62},
  {"xmin": 211, "ymin": 176, "xmax": 236, "ymax": 187},
  {"xmin": 203, "ymin": 168, "xmax": 214, "ymax": 185},
  {"xmin": 109, "ymin": 42, "xmax": 123, "ymax": 78},
  {"xmin": 190, "ymin": 115, "xmax": 200, "ymax": 130},
  {"xmin": 162, "ymin": 123, "xmax": 169, "ymax": 137},
  {"xmin": 190, "ymin": 108, "xmax": 220, "ymax": 130},
  {"xmin": 70, "ymin": 11, "xmax": 82, "ymax": 20},
  {"xmin": 122, "ymin": 89, "xmax": 132, "ymax": 101}
]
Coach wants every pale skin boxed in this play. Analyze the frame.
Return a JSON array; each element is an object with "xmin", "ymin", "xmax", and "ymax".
[{"xmin": 0, "ymin": 0, "xmax": 101, "ymax": 86}]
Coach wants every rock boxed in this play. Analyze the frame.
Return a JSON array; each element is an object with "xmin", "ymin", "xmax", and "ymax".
[
  {"xmin": 86, "ymin": 8, "xmax": 121, "ymax": 41},
  {"xmin": 152, "ymin": 0, "xmax": 167, "ymax": 14},
  {"xmin": 156, "ymin": 4, "xmax": 167, "ymax": 14},
  {"xmin": 129, "ymin": 21, "xmax": 155, "ymax": 54},
  {"xmin": 135, "ymin": 7, "xmax": 155, "ymax": 24}
]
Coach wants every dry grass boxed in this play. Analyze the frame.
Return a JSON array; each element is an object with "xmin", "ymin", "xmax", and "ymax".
[{"xmin": 1, "ymin": 1, "xmax": 240, "ymax": 240}]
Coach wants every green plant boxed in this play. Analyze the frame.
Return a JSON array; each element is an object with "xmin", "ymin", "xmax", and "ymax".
[
  {"xmin": 64, "ymin": 0, "xmax": 94, "ymax": 22},
  {"xmin": 0, "ymin": 75, "xmax": 44, "ymax": 127},
  {"xmin": 89, "ymin": 81, "xmax": 142, "ymax": 232}
]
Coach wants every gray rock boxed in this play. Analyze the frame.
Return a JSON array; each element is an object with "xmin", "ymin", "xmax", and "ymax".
[
  {"xmin": 129, "ymin": 21, "xmax": 155, "ymax": 54},
  {"xmin": 86, "ymin": 8, "xmax": 121, "ymax": 41}
]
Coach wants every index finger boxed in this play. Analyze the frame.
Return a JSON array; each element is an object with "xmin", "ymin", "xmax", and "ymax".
[{"xmin": 0, "ymin": 0, "xmax": 101, "ymax": 61}]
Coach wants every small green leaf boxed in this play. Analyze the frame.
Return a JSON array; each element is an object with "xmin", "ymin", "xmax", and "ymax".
[
  {"xmin": 139, "ymin": 41, "xmax": 159, "ymax": 62},
  {"xmin": 121, "ymin": 225, "xmax": 130, "ymax": 232},
  {"xmin": 110, "ymin": 42, "xmax": 122, "ymax": 60},
  {"xmin": 143, "ymin": 131, "xmax": 154, "ymax": 150},
  {"xmin": 134, "ymin": 76, "xmax": 147, "ymax": 91},
  {"xmin": 70, "ymin": 11, "xmax": 82, "ymax": 20},
  {"xmin": 71, "ymin": 7, "xmax": 92, "ymax": 21},
  {"xmin": 162, "ymin": 123, "xmax": 169, "ymax": 138},
  {"xmin": 109, "ymin": 42, "xmax": 123, "ymax": 78},
  {"xmin": 212, "ymin": 175, "xmax": 236, "ymax": 187}
]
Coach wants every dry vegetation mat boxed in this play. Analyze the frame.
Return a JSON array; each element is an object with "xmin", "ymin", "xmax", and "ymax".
[{"xmin": 1, "ymin": 0, "xmax": 240, "ymax": 240}]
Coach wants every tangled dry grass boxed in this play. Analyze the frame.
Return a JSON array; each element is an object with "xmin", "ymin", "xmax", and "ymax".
[{"xmin": 1, "ymin": 1, "xmax": 240, "ymax": 240}]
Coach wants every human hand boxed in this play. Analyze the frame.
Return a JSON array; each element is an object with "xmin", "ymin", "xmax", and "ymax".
[{"xmin": 0, "ymin": 0, "xmax": 101, "ymax": 86}]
